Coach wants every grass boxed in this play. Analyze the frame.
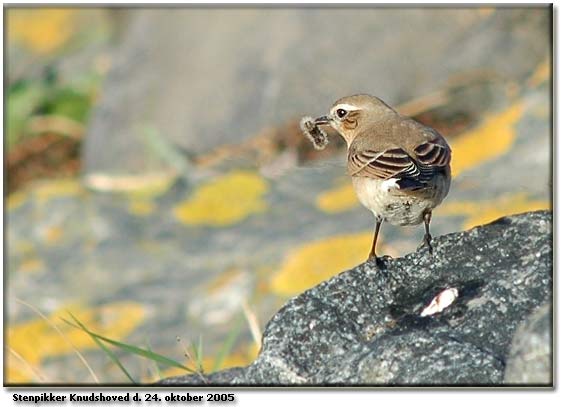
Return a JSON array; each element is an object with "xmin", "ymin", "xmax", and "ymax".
[
  {"xmin": 15, "ymin": 298, "xmax": 99, "ymax": 383},
  {"xmin": 61, "ymin": 312, "xmax": 248, "ymax": 384},
  {"xmin": 7, "ymin": 71, "xmax": 98, "ymax": 150},
  {"xmin": 62, "ymin": 313, "xmax": 203, "ymax": 384},
  {"xmin": 9, "ymin": 295, "xmax": 257, "ymax": 384}
]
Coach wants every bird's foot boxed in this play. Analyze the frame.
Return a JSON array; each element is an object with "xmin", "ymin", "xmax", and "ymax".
[
  {"xmin": 368, "ymin": 254, "xmax": 393, "ymax": 268},
  {"xmin": 417, "ymin": 234, "xmax": 433, "ymax": 255}
]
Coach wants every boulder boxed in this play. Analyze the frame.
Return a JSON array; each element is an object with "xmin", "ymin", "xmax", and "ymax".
[
  {"xmin": 83, "ymin": 8, "xmax": 550, "ymax": 175},
  {"xmin": 504, "ymin": 303, "xmax": 552, "ymax": 385},
  {"xmin": 160, "ymin": 210, "xmax": 552, "ymax": 385}
]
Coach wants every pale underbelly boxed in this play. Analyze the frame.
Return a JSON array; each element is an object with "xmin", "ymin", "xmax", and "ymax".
[{"xmin": 351, "ymin": 176, "xmax": 449, "ymax": 226}]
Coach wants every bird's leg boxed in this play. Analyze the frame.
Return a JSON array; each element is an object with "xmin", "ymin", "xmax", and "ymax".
[
  {"xmin": 368, "ymin": 219, "xmax": 383, "ymax": 262},
  {"xmin": 422, "ymin": 211, "xmax": 433, "ymax": 255}
]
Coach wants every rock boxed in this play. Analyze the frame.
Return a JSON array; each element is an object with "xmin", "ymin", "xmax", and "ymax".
[
  {"xmin": 504, "ymin": 303, "xmax": 552, "ymax": 385},
  {"xmin": 7, "ymin": 80, "xmax": 550, "ymax": 382},
  {"xmin": 161, "ymin": 210, "xmax": 552, "ymax": 385},
  {"xmin": 83, "ymin": 8, "xmax": 550, "ymax": 175},
  {"xmin": 7, "ymin": 73, "xmax": 550, "ymax": 382},
  {"xmin": 6, "ymin": 8, "xmax": 552, "ymax": 384},
  {"xmin": 157, "ymin": 367, "xmax": 246, "ymax": 386}
]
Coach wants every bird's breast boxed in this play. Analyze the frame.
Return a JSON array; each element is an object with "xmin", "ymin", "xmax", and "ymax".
[{"xmin": 351, "ymin": 176, "xmax": 448, "ymax": 226}]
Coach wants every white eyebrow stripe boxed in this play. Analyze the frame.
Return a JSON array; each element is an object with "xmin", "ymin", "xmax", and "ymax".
[{"xmin": 332, "ymin": 103, "xmax": 360, "ymax": 112}]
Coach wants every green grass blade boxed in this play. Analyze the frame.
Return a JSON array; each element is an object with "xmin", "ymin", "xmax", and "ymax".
[
  {"xmin": 63, "ymin": 315, "xmax": 195, "ymax": 374},
  {"xmin": 196, "ymin": 335, "xmax": 204, "ymax": 373},
  {"xmin": 63, "ymin": 314, "xmax": 135, "ymax": 383},
  {"xmin": 140, "ymin": 126, "xmax": 192, "ymax": 175},
  {"xmin": 146, "ymin": 340, "xmax": 164, "ymax": 380}
]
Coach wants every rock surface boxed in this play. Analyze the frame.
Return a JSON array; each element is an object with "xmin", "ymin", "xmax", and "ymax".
[
  {"xmin": 7, "ymin": 79, "xmax": 550, "ymax": 383},
  {"xmin": 160, "ymin": 210, "xmax": 552, "ymax": 386},
  {"xmin": 504, "ymin": 303, "xmax": 552, "ymax": 385},
  {"xmin": 83, "ymin": 7, "xmax": 550, "ymax": 175},
  {"xmin": 6, "ymin": 8, "xmax": 551, "ymax": 384}
]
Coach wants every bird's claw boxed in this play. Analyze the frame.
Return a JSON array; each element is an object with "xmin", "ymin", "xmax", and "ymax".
[
  {"xmin": 368, "ymin": 254, "xmax": 393, "ymax": 268},
  {"xmin": 418, "ymin": 235, "xmax": 433, "ymax": 255}
]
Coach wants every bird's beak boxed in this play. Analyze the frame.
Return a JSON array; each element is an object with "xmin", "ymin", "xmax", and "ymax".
[{"xmin": 313, "ymin": 115, "xmax": 331, "ymax": 126}]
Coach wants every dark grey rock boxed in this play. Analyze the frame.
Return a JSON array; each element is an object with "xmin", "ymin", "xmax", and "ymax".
[
  {"xmin": 156, "ymin": 367, "xmax": 246, "ymax": 386},
  {"xmin": 83, "ymin": 8, "xmax": 550, "ymax": 175},
  {"xmin": 504, "ymin": 303, "xmax": 552, "ymax": 385},
  {"xmin": 161, "ymin": 211, "xmax": 552, "ymax": 386}
]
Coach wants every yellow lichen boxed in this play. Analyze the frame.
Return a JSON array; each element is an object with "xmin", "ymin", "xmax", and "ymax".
[
  {"xmin": 270, "ymin": 232, "xmax": 386, "ymax": 296},
  {"xmin": 527, "ymin": 57, "xmax": 551, "ymax": 88},
  {"xmin": 436, "ymin": 193, "xmax": 550, "ymax": 229},
  {"xmin": 34, "ymin": 179, "xmax": 84, "ymax": 204},
  {"xmin": 316, "ymin": 183, "xmax": 358, "ymax": 213},
  {"xmin": 121, "ymin": 175, "xmax": 175, "ymax": 216},
  {"xmin": 8, "ymin": 179, "xmax": 84, "ymax": 209},
  {"xmin": 8, "ymin": 9, "xmax": 75, "ymax": 54},
  {"xmin": 43, "ymin": 226, "xmax": 64, "ymax": 245},
  {"xmin": 6, "ymin": 301, "xmax": 146, "ymax": 384},
  {"xmin": 17, "ymin": 258, "xmax": 44, "ymax": 274},
  {"xmin": 173, "ymin": 171, "xmax": 268, "ymax": 226},
  {"xmin": 450, "ymin": 103, "xmax": 524, "ymax": 177},
  {"xmin": 7, "ymin": 190, "xmax": 28, "ymax": 211}
]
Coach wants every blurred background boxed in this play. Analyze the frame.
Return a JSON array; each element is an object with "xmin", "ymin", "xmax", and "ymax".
[{"xmin": 5, "ymin": 7, "xmax": 551, "ymax": 384}]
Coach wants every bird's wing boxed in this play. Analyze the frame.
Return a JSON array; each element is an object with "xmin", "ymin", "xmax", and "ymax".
[
  {"xmin": 413, "ymin": 140, "xmax": 451, "ymax": 168},
  {"xmin": 348, "ymin": 140, "xmax": 451, "ymax": 189}
]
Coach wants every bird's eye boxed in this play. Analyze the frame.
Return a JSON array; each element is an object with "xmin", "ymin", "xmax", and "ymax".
[{"xmin": 336, "ymin": 108, "xmax": 347, "ymax": 119}]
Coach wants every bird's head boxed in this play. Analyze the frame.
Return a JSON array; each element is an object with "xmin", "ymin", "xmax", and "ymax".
[{"xmin": 312, "ymin": 94, "xmax": 396, "ymax": 146}]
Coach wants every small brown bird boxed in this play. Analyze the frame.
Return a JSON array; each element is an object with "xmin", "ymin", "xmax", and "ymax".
[{"xmin": 310, "ymin": 94, "xmax": 452, "ymax": 263}]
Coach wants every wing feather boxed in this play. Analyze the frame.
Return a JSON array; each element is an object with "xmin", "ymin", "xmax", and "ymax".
[
  {"xmin": 414, "ymin": 142, "xmax": 451, "ymax": 167},
  {"xmin": 348, "ymin": 140, "xmax": 451, "ymax": 190}
]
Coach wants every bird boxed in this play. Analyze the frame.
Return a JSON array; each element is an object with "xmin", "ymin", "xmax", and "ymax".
[{"xmin": 310, "ymin": 94, "xmax": 452, "ymax": 264}]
